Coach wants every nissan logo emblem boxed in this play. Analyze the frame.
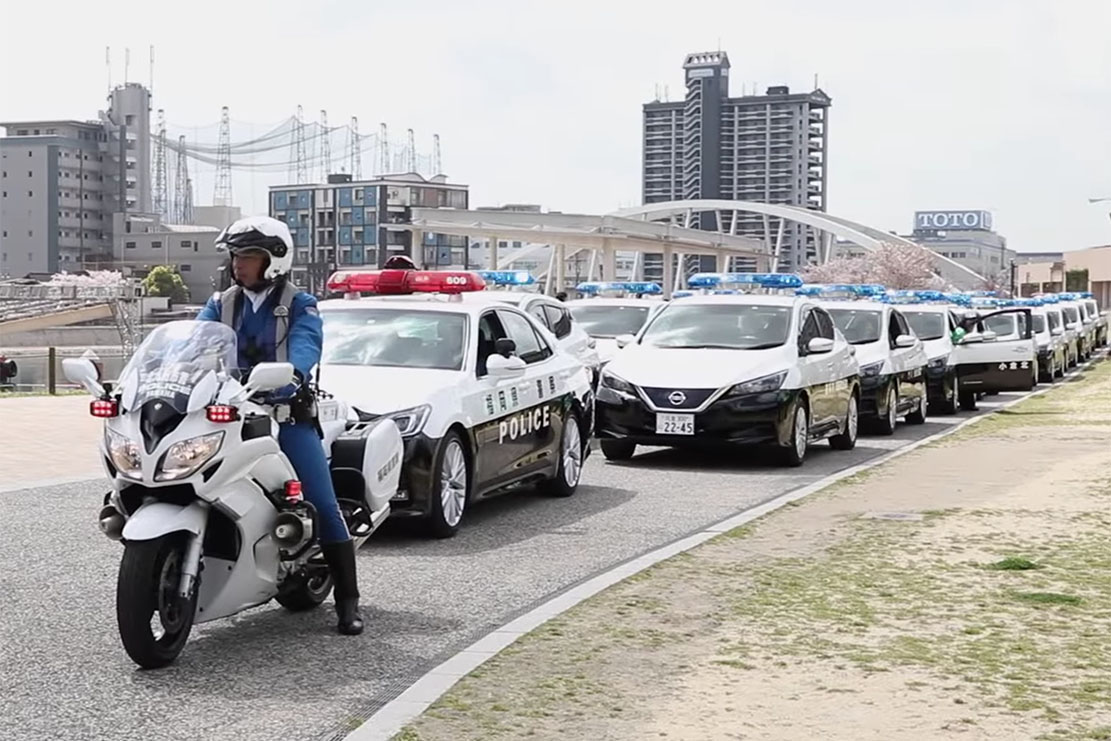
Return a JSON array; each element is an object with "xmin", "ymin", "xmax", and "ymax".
[{"xmin": 668, "ymin": 390, "xmax": 686, "ymax": 405}]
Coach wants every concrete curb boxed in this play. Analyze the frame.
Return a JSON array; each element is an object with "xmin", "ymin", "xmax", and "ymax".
[{"xmin": 348, "ymin": 360, "xmax": 1099, "ymax": 741}]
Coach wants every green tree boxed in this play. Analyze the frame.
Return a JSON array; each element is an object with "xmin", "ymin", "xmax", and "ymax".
[
  {"xmin": 142, "ymin": 265, "xmax": 190, "ymax": 304},
  {"xmin": 1066, "ymin": 268, "xmax": 1089, "ymax": 292}
]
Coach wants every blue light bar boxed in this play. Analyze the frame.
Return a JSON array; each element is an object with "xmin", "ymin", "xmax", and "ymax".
[
  {"xmin": 964, "ymin": 290, "xmax": 998, "ymax": 297},
  {"xmin": 945, "ymin": 293, "xmax": 973, "ymax": 306},
  {"xmin": 688, "ymin": 272, "xmax": 803, "ymax": 289},
  {"xmin": 1057, "ymin": 292, "xmax": 1080, "ymax": 301},
  {"xmin": 672, "ymin": 290, "xmax": 695, "ymax": 298},
  {"xmin": 1013, "ymin": 297, "xmax": 1044, "ymax": 307},
  {"xmin": 795, "ymin": 283, "xmax": 887, "ymax": 298},
  {"xmin": 1080, "ymin": 291, "xmax": 1094, "ymax": 298},
  {"xmin": 1035, "ymin": 294, "xmax": 1061, "ymax": 304},
  {"xmin": 576, "ymin": 281, "xmax": 663, "ymax": 295},
  {"xmin": 476, "ymin": 270, "xmax": 536, "ymax": 286}
]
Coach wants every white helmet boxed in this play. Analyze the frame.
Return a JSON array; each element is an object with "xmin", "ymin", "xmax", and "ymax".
[{"xmin": 215, "ymin": 215, "xmax": 294, "ymax": 285}]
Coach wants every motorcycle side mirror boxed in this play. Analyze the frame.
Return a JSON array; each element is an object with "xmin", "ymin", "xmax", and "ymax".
[
  {"xmin": 243, "ymin": 362, "xmax": 296, "ymax": 396},
  {"xmin": 62, "ymin": 357, "xmax": 105, "ymax": 397}
]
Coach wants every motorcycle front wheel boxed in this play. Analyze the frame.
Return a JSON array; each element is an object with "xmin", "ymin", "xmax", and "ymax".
[{"xmin": 116, "ymin": 534, "xmax": 198, "ymax": 669}]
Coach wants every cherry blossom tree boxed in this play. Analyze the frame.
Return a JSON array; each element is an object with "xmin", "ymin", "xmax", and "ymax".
[{"xmin": 802, "ymin": 243, "xmax": 946, "ymax": 290}]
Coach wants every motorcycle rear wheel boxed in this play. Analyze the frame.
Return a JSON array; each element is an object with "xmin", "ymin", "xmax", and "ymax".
[
  {"xmin": 276, "ymin": 566, "xmax": 333, "ymax": 611},
  {"xmin": 116, "ymin": 534, "xmax": 198, "ymax": 670}
]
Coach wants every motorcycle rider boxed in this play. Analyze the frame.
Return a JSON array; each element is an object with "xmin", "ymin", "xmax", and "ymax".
[{"xmin": 196, "ymin": 215, "xmax": 364, "ymax": 635}]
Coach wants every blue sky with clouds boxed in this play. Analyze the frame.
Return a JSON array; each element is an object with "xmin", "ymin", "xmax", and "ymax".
[{"xmin": 2, "ymin": 0, "xmax": 1109, "ymax": 251}]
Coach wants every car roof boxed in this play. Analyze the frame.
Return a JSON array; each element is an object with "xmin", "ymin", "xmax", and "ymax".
[
  {"xmin": 566, "ymin": 297, "xmax": 662, "ymax": 308},
  {"xmin": 897, "ymin": 303, "xmax": 956, "ymax": 314},
  {"xmin": 457, "ymin": 291, "xmax": 549, "ymax": 306},
  {"xmin": 816, "ymin": 299, "xmax": 889, "ymax": 312},
  {"xmin": 318, "ymin": 295, "xmax": 521, "ymax": 317},
  {"xmin": 667, "ymin": 294, "xmax": 802, "ymax": 308}
]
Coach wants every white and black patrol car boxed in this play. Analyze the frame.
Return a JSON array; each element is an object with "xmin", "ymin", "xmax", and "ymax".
[
  {"xmin": 319, "ymin": 268, "xmax": 594, "ymax": 538},
  {"xmin": 595, "ymin": 273, "xmax": 861, "ymax": 467},
  {"xmin": 949, "ymin": 297, "xmax": 1036, "ymax": 408},
  {"xmin": 805, "ymin": 285, "xmax": 929, "ymax": 434},
  {"xmin": 1038, "ymin": 295, "xmax": 1080, "ymax": 369},
  {"xmin": 887, "ymin": 291, "xmax": 964, "ymax": 415},
  {"xmin": 565, "ymin": 282, "xmax": 667, "ymax": 366},
  {"xmin": 1022, "ymin": 298, "xmax": 1068, "ymax": 382},
  {"xmin": 462, "ymin": 271, "xmax": 601, "ymax": 382}
]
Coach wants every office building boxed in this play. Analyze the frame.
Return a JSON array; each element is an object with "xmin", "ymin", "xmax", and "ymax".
[
  {"xmin": 1, "ymin": 83, "xmax": 153, "ymax": 278},
  {"xmin": 909, "ymin": 210, "xmax": 1014, "ymax": 280},
  {"xmin": 269, "ymin": 172, "xmax": 468, "ymax": 290},
  {"xmin": 641, "ymin": 51, "xmax": 831, "ymax": 276}
]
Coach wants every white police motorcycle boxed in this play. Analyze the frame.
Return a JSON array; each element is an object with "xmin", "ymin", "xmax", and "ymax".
[{"xmin": 64, "ymin": 320, "xmax": 402, "ymax": 669}]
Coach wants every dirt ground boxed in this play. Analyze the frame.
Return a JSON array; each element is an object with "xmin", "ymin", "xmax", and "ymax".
[{"xmin": 399, "ymin": 360, "xmax": 1111, "ymax": 741}]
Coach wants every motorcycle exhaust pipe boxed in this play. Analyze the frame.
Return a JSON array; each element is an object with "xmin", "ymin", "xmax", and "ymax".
[
  {"xmin": 98, "ymin": 505, "xmax": 125, "ymax": 541},
  {"xmin": 273, "ymin": 511, "xmax": 313, "ymax": 549}
]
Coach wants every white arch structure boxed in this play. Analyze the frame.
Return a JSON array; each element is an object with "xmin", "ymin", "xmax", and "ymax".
[{"xmin": 611, "ymin": 199, "xmax": 987, "ymax": 290}]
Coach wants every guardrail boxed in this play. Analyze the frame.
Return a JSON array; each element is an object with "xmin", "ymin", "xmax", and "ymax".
[{"xmin": 0, "ymin": 348, "xmax": 129, "ymax": 394}]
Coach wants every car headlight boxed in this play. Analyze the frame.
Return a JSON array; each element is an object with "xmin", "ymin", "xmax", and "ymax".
[
  {"xmin": 106, "ymin": 428, "xmax": 142, "ymax": 480},
  {"xmin": 388, "ymin": 405, "xmax": 432, "ymax": 437},
  {"xmin": 600, "ymin": 370, "xmax": 636, "ymax": 396},
  {"xmin": 726, "ymin": 370, "xmax": 787, "ymax": 397},
  {"xmin": 156, "ymin": 432, "xmax": 224, "ymax": 482},
  {"xmin": 860, "ymin": 361, "xmax": 885, "ymax": 378},
  {"xmin": 928, "ymin": 356, "xmax": 948, "ymax": 370}
]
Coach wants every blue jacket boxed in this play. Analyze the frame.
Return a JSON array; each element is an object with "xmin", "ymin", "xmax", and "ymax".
[{"xmin": 197, "ymin": 287, "xmax": 323, "ymax": 382}]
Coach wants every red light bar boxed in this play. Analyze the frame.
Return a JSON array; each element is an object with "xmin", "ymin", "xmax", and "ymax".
[
  {"xmin": 206, "ymin": 404, "xmax": 240, "ymax": 423},
  {"xmin": 326, "ymin": 269, "xmax": 486, "ymax": 296},
  {"xmin": 90, "ymin": 399, "xmax": 118, "ymax": 418}
]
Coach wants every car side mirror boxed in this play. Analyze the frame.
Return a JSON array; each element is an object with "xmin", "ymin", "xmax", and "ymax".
[
  {"xmin": 244, "ymin": 362, "xmax": 295, "ymax": 394},
  {"xmin": 615, "ymin": 333, "xmax": 636, "ymax": 349},
  {"xmin": 494, "ymin": 338, "xmax": 517, "ymax": 358},
  {"xmin": 959, "ymin": 332, "xmax": 984, "ymax": 344},
  {"xmin": 1051, "ymin": 327, "xmax": 1064, "ymax": 337},
  {"xmin": 486, "ymin": 354, "xmax": 527, "ymax": 378},
  {"xmin": 895, "ymin": 334, "xmax": 917, "ymax": 348},
  {"xmin": 807, "ymin": 337, "xmax": 834, "ymax": 354},
  {"xmin": 982, "ymin": 330, "xmax": 998, "ymax": 342},
  {"xmin": 62, "ymin": 357, "xmax": 105, "ymax": 397}
]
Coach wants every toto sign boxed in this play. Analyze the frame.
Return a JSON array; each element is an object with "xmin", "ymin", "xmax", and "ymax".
[{"xmin": 914, "ymin": 210, "xmax": 993, "ymax": 232}]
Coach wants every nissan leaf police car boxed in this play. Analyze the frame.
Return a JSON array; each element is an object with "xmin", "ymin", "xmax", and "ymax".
[
  {"xmin": 1037, "ymin": 294, "xmax": 1079, "ymax": 369},
  {"xmin": 319, "ymin": 268, "xmax": 594, "ymax": 538},
  {"xmin": 950, "ymin": 297, "xmax": 1036, "ymax": 409},
  {"xmin": 805, "ymin": 285, "xmax": 929, "ymax": 434},
  {"xmin": 566, "ymin": 282, "xmax": 667, "ymax": 367},
  {"xmin": 1022, "ymin": 298, "xmax": 1068, "ymax": 382},
  {"xmin": 595, "ymin": 273, "xmax": 861, "ymax": 467},
  {"xmin": 463, "ymin": 270, "xmax": 601, "ymax": 381},
  {"xmin": 887, "ymin": 290, "xmax": 964, "ymax": 415}
]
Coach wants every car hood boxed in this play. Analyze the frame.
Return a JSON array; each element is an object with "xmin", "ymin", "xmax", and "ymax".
[
  {"xmin": 594, "ymin": 338, "xmax": 621, "ymax": 363},
  {"xmin": 920, "ymin": 337, "xmax": 951, "ymax": 362},
  {"xmin": 850, "ymin": 340, "xmax": 887, "ymax": 368},
  {"xmin": 318, "ymin": 364, "xmax": 460, "ymax": 414},
  {"xmin": 604, "ymin": 344, "xmax": 790, "ymax": 389}
]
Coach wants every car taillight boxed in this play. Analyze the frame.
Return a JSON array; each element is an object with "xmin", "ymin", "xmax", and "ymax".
[
  {"xmin": 206, "ymin": 405, "xmax": 239, "ymax": 423},
  {"xmin": 284, "ymin": 480, "xmax": 303, "ymax": 503},
  {"xmin": 90, "ymin": 399, "xmax": 118, "ymax": 418}
]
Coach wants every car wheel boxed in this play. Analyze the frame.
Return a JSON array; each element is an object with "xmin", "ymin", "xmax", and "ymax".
[
  {"xmin": 600, "ymin": 438, "xmax": 636, "ymax": 461},
  {"xmin": 779, "ymin": 400, "xmax": 809, "ymax": 467},
  {"xmin": 829, "ymin": 393, "xmax": 858, "ymax": 451},
  {"xmin": 423, "ymin": 431, "xmax": 470, "ymax": 539},
  {"xmin": 539, "ymin": 411, "xmax": 583, "ymax": 498},
  {"xmin": 936, "ymin": 375, "xmax": 959, "ymax": 415},
  {"xmin": 959, "ymin": 389, "xmax": 978, "ymax": 411},
  {"xmin": 905, "ymin": 391, "xmax": 926, "ymax": 425},
  {"xmin": 874, "ymin": 384, "xmax": 898, "ymax": 436}
]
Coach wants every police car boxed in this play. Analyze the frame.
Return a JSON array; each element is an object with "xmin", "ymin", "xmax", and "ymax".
[
  {"xmin": 462, "ymin": 271, "xmax": 601, "ymax": 381},
  {"xmin": 1037, "ymin": 295, "xmax": 1079, "ymax": 369},
  {"xmin": 950, "ymin": 297, "xmax": 1036, "ymax": 408},
  {"xmin": 595, "ymin": 273, "xmax": 861, "ymax": 467},
  {"xmin": 1058, "ymin": 296, "xmax": 1092, "ymax": 362},
  {"xmin": 805, "ymin": 285, "xmax": 929, "ymax": 434},
  {"xmin": 319, "ymin": 268, "xmax": 594, "ymax": 538},
  {"xmin": 887, "ymin": 291, "xmax": 964, "ymax": 415},
  {"xmin": 565, "ymin": 282, "xmax": 667, "ymax": 366},
  {"xmin": 1022, "ymin": 298, "xmax": 1068, "ymax": 382}
]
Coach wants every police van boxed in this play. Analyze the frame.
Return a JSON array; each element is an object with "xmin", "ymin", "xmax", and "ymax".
[
  {"xmin": 806, "ymin": 285, "xmax": 929, "ymax": 434},
  {"xmin": 595, "ymin": 273, "xmax": 861, "ymax": 467},
  {"xmin": 566, "ymin": 282, "xmax": 667, "ymax": 367},
  {"xmin": 950, "ymin": 298, "xmax": 1036, "ymax": 409},
  {"xmin": 319, "ymin": 268, "xmax": 594, "ymax": 538}
]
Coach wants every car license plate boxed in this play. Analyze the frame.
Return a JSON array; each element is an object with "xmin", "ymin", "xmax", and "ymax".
[{"xmin": 656, "ymin": 413, "xmax": 694, "ymax": 435}]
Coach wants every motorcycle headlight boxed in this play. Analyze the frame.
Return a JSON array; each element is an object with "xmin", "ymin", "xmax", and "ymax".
[
  {"xmin": 388, "ymin": 405, "xmax": 432, "ymax": 437},
  {"xmin": 156, "ymin": 432, "xmax": 224, "ymax": 482},
  {"xmin": 928, "ymin": 355, "xmax": 949, "ymax": 370},
  {"xmin": 727, "ymin": 370, "xmax": 787, "ymax": 397},
  {"xmin": 860, "ymin": 361, "xmax": 885, "ymax": 378},
  {"xmin": 106, "ymin": 429, "xmax": 142, "ymax": 480},
  {"xmin": 600, "ymin": 370, "xmax": 636, "ymax": 396}
]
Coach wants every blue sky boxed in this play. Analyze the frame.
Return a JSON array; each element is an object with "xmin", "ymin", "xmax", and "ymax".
[{"xmin": 2, "ymin": 0, "xmax": 1110, "ymax": 252}]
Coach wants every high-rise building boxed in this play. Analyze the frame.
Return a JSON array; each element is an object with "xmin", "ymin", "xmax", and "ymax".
[
  {"xmin": 641, "ymin": 51, "xmax": 831, "ymax": 275},
  {"xmin": 0, "ymin": 83, "xmax": 154, "ymax": 278}
]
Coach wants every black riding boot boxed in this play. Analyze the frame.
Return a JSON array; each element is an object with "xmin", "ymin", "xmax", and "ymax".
[{"xmin": 322, "ymin": 540, "xmax": 364, "ymax": 635}]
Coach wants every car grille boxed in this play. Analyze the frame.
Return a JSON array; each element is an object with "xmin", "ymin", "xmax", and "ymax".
[{"xmin": 640, "ymin": 387, "xmax": 717, "ymax": 410}]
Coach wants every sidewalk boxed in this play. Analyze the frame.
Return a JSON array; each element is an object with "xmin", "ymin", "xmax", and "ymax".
[
  {"xmin": 0, "ymin": 395, "xmax": 103, "ymax": 490},
  {"xmin": 398, "ymin": 361, "xmax": 1111, "ymax": 741}
]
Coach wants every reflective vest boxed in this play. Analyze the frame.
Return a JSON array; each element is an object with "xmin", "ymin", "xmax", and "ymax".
[{"xmin": 218, "ymin": 281, "xmax": 298, "ymax": 364}]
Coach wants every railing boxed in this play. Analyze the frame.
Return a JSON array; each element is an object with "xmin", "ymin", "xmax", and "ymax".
[{"xmin": 0, "ymin": 347, "xmax": 129, "ymax": 394}]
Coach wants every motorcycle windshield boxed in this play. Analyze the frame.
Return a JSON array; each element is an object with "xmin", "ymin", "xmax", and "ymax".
[{"xmin": 119, "ymin": 320, "xmax": 239, "ymax": 413}]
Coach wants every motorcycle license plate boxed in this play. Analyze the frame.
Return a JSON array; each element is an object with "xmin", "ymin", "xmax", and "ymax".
[{"xmin": 656, "ymin": 413, "xmax": 694, "ymax": 435}]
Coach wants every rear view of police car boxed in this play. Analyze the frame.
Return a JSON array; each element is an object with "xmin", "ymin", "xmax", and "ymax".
[
  {"xmin": 320, "ymin": 269, "xmax": 594, "ymax": 538},
  {"xmin": 566, "ymin": 282, "xmax": 666, "ymax": 366},
  {"xmin": 595, "ymin": 273, "xmax": 861, "ymax": 467},
  {"xmin": 808, "ymin": 285, "xmax": 928, "ymax": 434}
]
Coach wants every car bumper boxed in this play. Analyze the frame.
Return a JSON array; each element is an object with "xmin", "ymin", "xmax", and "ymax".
[
  {"xmin": 958, "ymin": 362, "xmax": 1034, "ymax": 392},
  {"xmin": 595, "ymin": 387, "xmax": 800, "ymax": 447},
  {"xmin": 388, "ymin": 433, "xmax": 439, "ymax": 517}
]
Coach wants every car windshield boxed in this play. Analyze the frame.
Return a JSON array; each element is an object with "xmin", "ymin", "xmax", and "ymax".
[
  {"xmin": 1031, "ymin": 314, "xmax": 1046, "ymax": 333},
  {"xmin": 984, "ymin": 313, "xmax": 1026, "ymax": 338},
  {"xmin": 118, "ymin": 320, "xmax": 238, "ymax": 414},
  {"xmin": 321, "ymin": 309, "xmax": 467, "ymax": 370},
  {"xmin": 568, "ymin": 305, "xmax": 651, "ymax": 338},
  {"xmin": 639, "ymin": 304, "xmax": 791, "ymax": 349},
  {"xmin": 903, "ymin": 311, "xmax": 946, "ymax": 341},
  {"xmin": 827, "ymin": 308, "xmax": 882, "ymax": 344},
  {"xmin": 1085, "ymin": 300, "xmax": 1099, "ymax": 318},
  {"xmin": 1064, "ymin": 306, "xmax": 1080, "ymax": 323},
  {"xmin": 1047, "ymin": 311, "xmax": 1061, "ymax": 331}
]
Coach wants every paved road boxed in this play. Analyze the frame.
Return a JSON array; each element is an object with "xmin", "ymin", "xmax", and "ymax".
[{"xmin": 0, "ymin": 387, "xmax": 1051, "ymax": 741}]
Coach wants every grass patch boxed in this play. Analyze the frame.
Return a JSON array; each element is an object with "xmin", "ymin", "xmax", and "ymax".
[
  {"xmin": 1012, "ymin": 592, "xmax": 1082, "ymax": 606},
  {"xmin": 985, "ymin": 557, "xmax": 1044, "ymax": 571}
]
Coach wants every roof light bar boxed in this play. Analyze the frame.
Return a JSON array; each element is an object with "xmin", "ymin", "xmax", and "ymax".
[
  {"xmin": 476, "ymin": 270, "xmax": 537, "ymax": 287},
  {"xmin": 1034, "ymin": 293, "xmax": 1061, "ymax": 304},
  {"xmin": 326, "ymin": 269, "xmax": 487, "ymax": 296},
  {"xmin": 796, "ymin": 283, "xmax": 887, "ymax": 299},
  {"xmin": 576, "ymin": 281, "xmax": 663, "ymax": 296},
  {"xmin": 688, "ymin": 272, "xmax": 804, "ymax": 289}
]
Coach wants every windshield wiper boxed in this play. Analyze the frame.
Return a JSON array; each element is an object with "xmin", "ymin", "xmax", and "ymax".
[
  {"xmin": 659, "ymin": 343, "xmax": 745, "ymax": 350},
  {"xmin": 741, "ymin": 342, "xmax": 785, "ymax": 350}
]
